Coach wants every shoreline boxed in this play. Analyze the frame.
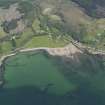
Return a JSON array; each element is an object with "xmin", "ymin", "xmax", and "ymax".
[
  {"xmin": 0, "ymin": 42, "xmax": 83, "ymax": 66},
  {"xmin": 0, "ymin": 42, "xmax": 82, "ymax": 84},
  {"xmin": 1, "ymin": 40, "xmax": 105, "ymax": 67},
  {"xmin": 0, "ymin": 41, "xmax": 105, "ymax": 85}
]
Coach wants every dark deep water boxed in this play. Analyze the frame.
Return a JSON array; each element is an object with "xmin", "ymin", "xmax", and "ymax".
[{"xmin": 0, "ymin": 52, "xmax": 105, "ymax": 105}]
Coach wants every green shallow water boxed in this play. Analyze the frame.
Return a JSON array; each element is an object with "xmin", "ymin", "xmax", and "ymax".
[
  {"xmin": 4, "ymin": 52, "xmax": 75, "ymax": 95},
  {"xmin": 1, "ymin": 52, "xmax": 105, "ymax": 105}
]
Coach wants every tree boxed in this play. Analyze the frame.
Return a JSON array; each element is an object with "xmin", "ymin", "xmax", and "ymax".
[
  {"xmin": 17, "ymin": 1, "xmax": 41, "ymax": 34},
  {"xmin": 1, "ymin": 20, "xmax": 18, "ymax": 34},
  {"xmin": 11, "ymin": 36, "xmax": 16, "ymax": 49},
  {"xmin": 1, "ymin": 19, "xmax": 19, "ymax": 49},
  {"xmin": 74, "ymin": 24, "xmax": 87, "ymax": 42}
]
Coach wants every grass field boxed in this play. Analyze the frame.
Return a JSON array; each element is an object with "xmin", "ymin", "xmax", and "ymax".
[
  {"xmin": 24, "ymin": 35, "xmax": 69, "ymax": 48},
  {"xmin": 0, "ymin": 27, "xmax": 70, "ymax": 57},
  {"xmin": 0, "ymin": 26, "xmax": 6, "ymax": 38}
]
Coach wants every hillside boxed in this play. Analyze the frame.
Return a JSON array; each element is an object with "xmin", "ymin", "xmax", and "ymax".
[
  {"xmin": 72, "ymin": 0, "xmax": 105, "ymax": 18},
  {"xmin": 0, "ymin": 0, "xmax": 105, "ymax": 55}
]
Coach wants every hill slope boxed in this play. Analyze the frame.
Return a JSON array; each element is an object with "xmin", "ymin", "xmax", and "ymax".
[
  {"xmin": 72, "ymin": 0, "xmax": 105, "ymax": 18},
  {"xmin": 0, "ymin": 0, "xmax": 105, "ymax": 54}
]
